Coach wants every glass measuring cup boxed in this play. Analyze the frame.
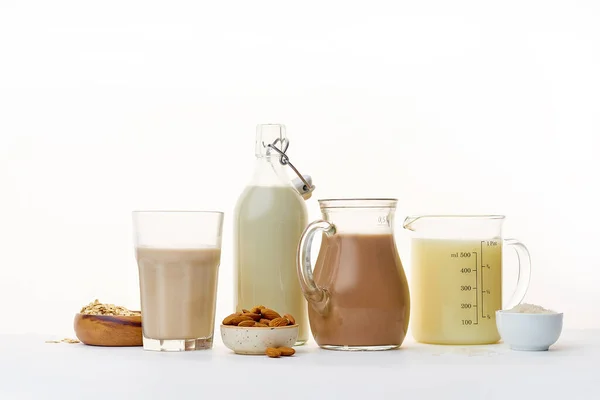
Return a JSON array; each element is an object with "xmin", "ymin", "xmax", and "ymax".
[{"xmin": 402, "ymin": 215, "xmax": 531, "ymax": 345}]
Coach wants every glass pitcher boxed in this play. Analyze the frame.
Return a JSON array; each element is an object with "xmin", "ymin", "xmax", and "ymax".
[
  {"xmin": 297, "ymin": 198, "xmax": 410, "ymax": 351},
  {"xmin": 402, "ymin": 215, "xmax": 531, "ymax": 345}
]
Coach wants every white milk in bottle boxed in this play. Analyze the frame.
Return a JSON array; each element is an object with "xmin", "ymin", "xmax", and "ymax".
[{"xmin": 234, "ymin": 124, "xmax": 311, "ymax": 344}]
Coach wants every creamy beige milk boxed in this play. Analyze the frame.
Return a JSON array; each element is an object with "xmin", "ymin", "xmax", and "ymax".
[
  {"xmin": 234, "ymin": 185, "xmax": 308, "ymax": 343},
  {"xmin": 136, "ymin": 247, "xmax": 221, "ymax": 340},
  {"xmin": 411, "ymin": 238, "xmax": 502, "ymax": 344}
]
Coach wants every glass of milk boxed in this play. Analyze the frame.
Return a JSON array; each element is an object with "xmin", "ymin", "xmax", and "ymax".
[{"xmin": 133, "ymin": 211, "xmax": 224, "ymax": 351}]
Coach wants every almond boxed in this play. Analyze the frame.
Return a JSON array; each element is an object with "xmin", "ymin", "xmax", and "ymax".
[
  {"xmin": 266, "ymin": 347, "xmax": 281, "ymax": 358},
  {"xmin": 250, "ymin": 307, "xmax": 263, "ymax": 314},
  {"xmin": 228, "ymin": 315, "xmax": 253, "ymax": 326},
  {"xmin": 242, "ymin": 309, "xmax": 251, "ymax": 314},
  {"xmin": 244, "ymin": 313, "xmax": 261, "ymax": 321},
  {"xmin": 238, "ymin": 320, "xmax": 256, "ymax": 327},
  {"xmin": 269, "ymin": 317, "xmax": 289, "ymax": 327},
  {"xmin": 261, "ymin": 308, "xmax": 281, "ymax": 320},
  {"xmin": 254, "ymin": 322, "xmax": 268, "ymax": 327},
  {"xmin": 283, "ymin": 314, "xmax": 296, "ymax": 325},
  {"xmin": 278, "ymin": 347, "xmax": 295, "ymax": 356},
  {"xmin": 222, "ymin": 313, "xmax": 242, "ymax": 325},
  {"xmin": 259, "ymin": 319, "xmax": 271, "ymax": 325}
]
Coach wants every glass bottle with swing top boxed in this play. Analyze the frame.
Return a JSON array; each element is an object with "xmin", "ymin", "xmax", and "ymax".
[{"xmin": 233, "ymin": 124, "xmax": 314, "ymax": 345}]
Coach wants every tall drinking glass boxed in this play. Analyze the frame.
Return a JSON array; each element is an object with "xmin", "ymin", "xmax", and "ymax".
[{"xmin": 133, "ymin": 211, "xmax": 224, "ymax": 352}]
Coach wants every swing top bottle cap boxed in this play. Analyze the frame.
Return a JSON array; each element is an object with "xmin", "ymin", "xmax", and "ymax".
[
  {"xmin": 293, "ymin": 175, "xmax": 315, "ymax": 200},
  {"xmin": 256, "ymin": 124, "xmax": 287, "ymax": 157},
  {"xmin": 255, "ymin": 123, "xmax": 315, "ymax": 200}
]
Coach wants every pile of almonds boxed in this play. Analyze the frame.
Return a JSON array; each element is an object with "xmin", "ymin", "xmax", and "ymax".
[{"xmin": 222, "ymin": 305, "xmax": 296, "ymax": 328}]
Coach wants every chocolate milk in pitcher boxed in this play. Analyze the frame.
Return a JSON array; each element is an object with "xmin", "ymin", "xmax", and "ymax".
[{"xmin": 297, "ymin": 199, "xmax": 410, "ymax": 350}]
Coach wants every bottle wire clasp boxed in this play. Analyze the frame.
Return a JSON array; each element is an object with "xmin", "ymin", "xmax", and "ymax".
[{"xmin": 267, "ymin": 138, "xmax": 315, "ymax": 198}]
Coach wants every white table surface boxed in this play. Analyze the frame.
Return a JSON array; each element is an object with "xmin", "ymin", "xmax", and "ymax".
[{"xmin": 0, "ymin": 330, "xmax": 597, "ymax": 400}]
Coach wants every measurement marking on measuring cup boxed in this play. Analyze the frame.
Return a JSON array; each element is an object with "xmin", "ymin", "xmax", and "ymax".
[
  {"xmin": 453, "ymin": 250, "xmax": 479, "ymax": 326},
  {"xmin": 481, "ymin": 241, "xmax": 484, "ymax": 319},
  {"xmin": 480, "ymin": 240, "xmax": 498, "ymax": 320},
  {"xmin": 451, "ymin": 240, "xmax": 499, "ymax": 328},
  {"xmin": 474, "ymin": 251, "xmax": 478, "ymax": 325}
]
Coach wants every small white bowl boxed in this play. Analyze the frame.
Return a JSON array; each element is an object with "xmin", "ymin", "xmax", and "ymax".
[
  {"xmin": 496, "ymin": 310, "xmax": 563, "ymax": 351},
  {"xmin": 220, "ymin": 324, "xmax": 299, "ymax": 355}
]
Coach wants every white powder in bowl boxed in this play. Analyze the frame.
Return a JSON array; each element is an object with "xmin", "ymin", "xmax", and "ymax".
[{"xmin": 505, "ymin": 303, "xmax": 557, "ymax": 314}]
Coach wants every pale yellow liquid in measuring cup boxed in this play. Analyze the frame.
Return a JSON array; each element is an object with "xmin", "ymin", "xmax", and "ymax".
[{"xmin": 411, "ymin": 238, "xmax": 502, "ymax": 345}]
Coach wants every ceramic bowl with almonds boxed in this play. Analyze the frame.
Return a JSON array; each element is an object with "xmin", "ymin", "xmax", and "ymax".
[{"xmin": 220, "ymin": 306, "xmax": 299, "ymax": 355}]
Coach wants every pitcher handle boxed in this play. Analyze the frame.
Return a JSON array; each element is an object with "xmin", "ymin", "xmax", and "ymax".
[
  {"xmin": 297, "ymin": 220, "xmax": 335, "ymax": 316},
  {"xmin": 503, "ymin": 238, "xmax": 532, "ymax": 309}
]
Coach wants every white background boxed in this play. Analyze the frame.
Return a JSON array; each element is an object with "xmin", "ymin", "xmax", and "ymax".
[{"xmin": 0, "ymin": 0, "xmax": 598, "ymax": 336}]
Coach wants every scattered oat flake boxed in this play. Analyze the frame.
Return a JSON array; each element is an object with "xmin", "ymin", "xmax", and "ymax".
[
  {"xmin": 80, "ymin": 299, "xmax": 141, "ymax": 316},
  {"xmin": 45, "ymin": 338, "xmax": 80, "ymax": 344}
]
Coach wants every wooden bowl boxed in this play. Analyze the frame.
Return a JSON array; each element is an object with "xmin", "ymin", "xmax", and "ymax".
[{"xmin": 74, "ymin": 313, "xmax": 143, "ymax": 347}]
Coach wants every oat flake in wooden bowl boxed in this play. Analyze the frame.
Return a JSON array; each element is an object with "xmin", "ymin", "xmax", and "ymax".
[{"xmin": 74, "ymin": 299, "xmax": 142, "ymax": 347}]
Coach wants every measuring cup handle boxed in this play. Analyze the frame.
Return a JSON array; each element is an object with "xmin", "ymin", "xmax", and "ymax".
[
  {"xmin": 296, "ymin": 220, "xmax": 334, "ymax": 316},
  {"xmin": 503, "ymin": 238, "xmax": 532, "ymax": 309}
]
